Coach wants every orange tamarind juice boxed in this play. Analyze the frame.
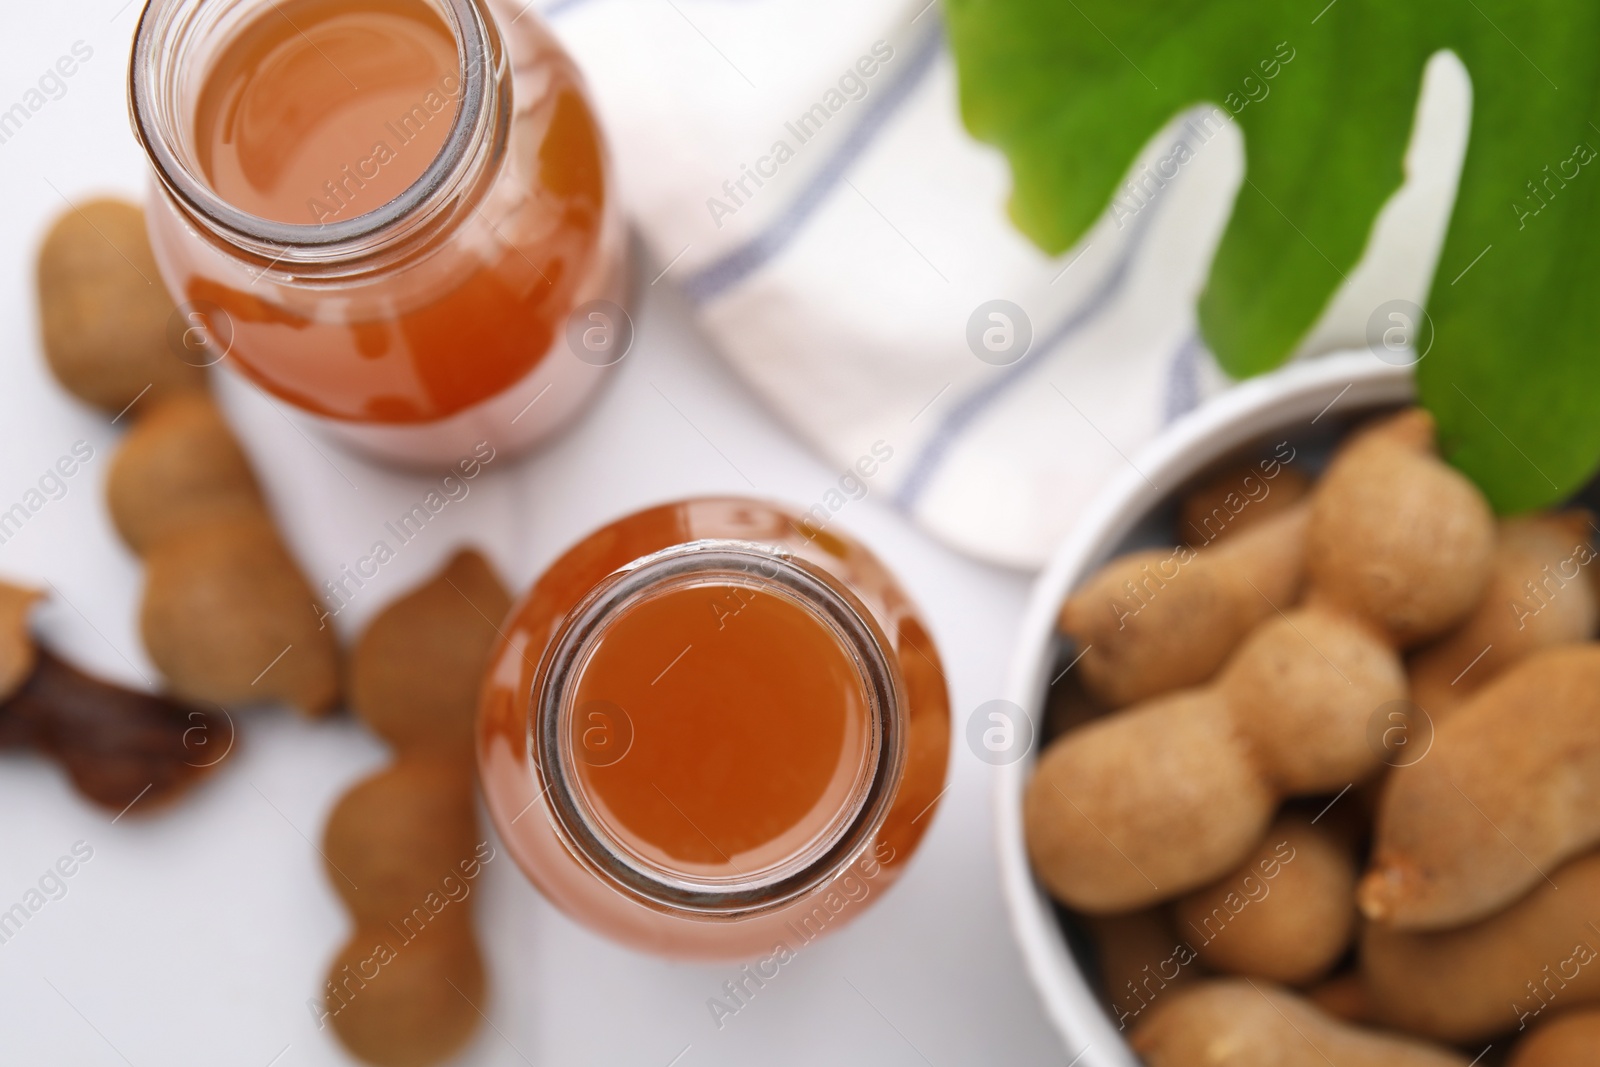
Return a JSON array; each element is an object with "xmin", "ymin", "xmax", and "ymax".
[
  {"xmin": 479, "ymin": 499, "xmax": 951, "ymax": 958},
  {"xmin": 132, "ymin": 0, "xmax": 626, "ymax": 464}
]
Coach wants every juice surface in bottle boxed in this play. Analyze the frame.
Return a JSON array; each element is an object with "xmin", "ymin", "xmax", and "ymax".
[
  {"xmin": 479, "ymin": 499, "xmax": 952, "ymax": 959},
  {"xmin": 572, "ymin": 580, "xmax": 874, "ymax": 879},
  {"xmin": 194, "ymin": 0, "xmax": 461, "ymax": 226},
  {"xmin": 133, "ymin": 0, "xmax": 626, "ymax": 464}
]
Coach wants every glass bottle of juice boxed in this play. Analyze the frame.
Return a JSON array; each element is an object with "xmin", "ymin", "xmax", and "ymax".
[
  {"xmin": 479, "ymin": 499, "xmax": 951, "ymax": 958},
  {"xmin": 130, "ymin": 0, "xmax": 627, "ymax": 466}
]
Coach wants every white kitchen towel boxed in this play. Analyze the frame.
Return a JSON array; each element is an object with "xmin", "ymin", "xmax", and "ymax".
[{"xmin": 541, "ymin": 0, "xmax": 1471, "ymax": 569}]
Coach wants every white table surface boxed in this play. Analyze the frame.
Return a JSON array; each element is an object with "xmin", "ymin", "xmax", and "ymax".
[{"xmin": 0, "ymin": 3, "xmax": 1068, "ymax": 1064}]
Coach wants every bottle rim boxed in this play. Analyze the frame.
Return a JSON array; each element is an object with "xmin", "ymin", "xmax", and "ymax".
[
  {"xmin": 128, "ymin": 0, "xmax": 504, "ymax": 263},
  {"xmin": 530, "ymin": 539, "xmax": 906, "ymax": 918}
]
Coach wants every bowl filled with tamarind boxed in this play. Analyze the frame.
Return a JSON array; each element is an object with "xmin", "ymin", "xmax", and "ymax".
[{"xmin": 998, "ymin": 349, "xmax": 1600, "ymax": 1067}]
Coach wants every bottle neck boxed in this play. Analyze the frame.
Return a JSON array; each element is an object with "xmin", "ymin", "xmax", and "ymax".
[
  {"xmin": 129, "ymin": 0, "xmax": 508, "ymax": 280},
  {"xmin": 533, "ymin": 540, "xmax": 905, "ymax": 917}
]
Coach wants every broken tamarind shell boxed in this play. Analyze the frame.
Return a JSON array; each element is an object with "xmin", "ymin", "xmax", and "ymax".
[
  {"xmin": 0, "ymin": 580, "xmax": 43, "ymax": 703},
  {"xmin": 0, "ymin": 650, "xmax": 232, "ymax": 811}
]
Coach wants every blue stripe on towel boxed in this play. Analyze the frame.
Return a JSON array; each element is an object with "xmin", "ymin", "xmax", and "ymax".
[
  {"xmin": 545, "ymin": 0, "xmax": 601, "ymax": 18},
  {"xmin": 681, "ymin": 17, "xmax": 946, "ymax": 304},
  {"xmin": 1162, "ymin": 332, "xmax": 1204, "ymax": 424},
  {"xmin": 890, "ymin": 197, "xmax": 1172, "ymax": 511}
]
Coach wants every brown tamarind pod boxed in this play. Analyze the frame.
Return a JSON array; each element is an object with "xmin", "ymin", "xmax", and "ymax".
[
  {"xmin": 1027, "ymin": 607, "xmax": 1402, "ymax": 912},
  {"xmin": 322, "ymin": 760, "xmax": 477, "ymax": 923},
  {"xmin": 1363, "ymin": 852, "xmax": 1600, "ymax": 1042},
  {"xmin": 1306, "ymin": 409, "xmax": 1495, "ymax": 649},
  {"xmin": 107, "ymin": 392, "xmax": 265, "ymax": 555},
  {"xmin": 1508, "ymin": 1009, "xmax": 1600, "ymax": 1067},
  {"xmin": 1173, "ymin": 814, "xmax": 1357, "ymax": 987},
  {"xmin": 321, "ymin": 552, "xmax": 506, "ymax": 1067},
  {"xmin": 324, "ymin": 916, "xmax": 485, "ymax": 1067},
  {"xmin": 1305, "ymin": 972, "xmax": 1374, "ymax": 1026},
  {"xmin": 1407, "ymin": 512, "xmax": 1597, "ymax": 719},
  {"xmin": 349, "ymin": 549, "xmax": 511, "ymax": 757},
  {"xmin": 1132, "ymin": 979, "xmax": 1468, "ymax": 1066},
  {"xmin": 1362, "ymin": 644, "xmax": 1600, "ymax": 929},
  {"xmin": 1059, "ymin": 502, "xmax": 1310, "ymax": 707},
  {"xmin": 140, "ymin": 513, "xmax": 340, "ymax": 715},
  {"xmin": 1083, "ymin": 909, "xmax": 1197, "ymax": 1026},
  {"xmin": 1027, "ymin": 688, "xmax": 1273, "ymax": 912},
  {"xmin": 1179, "ymin": 458, "xmax": 1311, "ymax": 547},
  {"xmin": 36, "ymin": 199, "xmax": 205, "ymax": 413}
]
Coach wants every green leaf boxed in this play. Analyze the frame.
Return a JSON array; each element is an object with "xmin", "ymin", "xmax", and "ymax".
[{"xmin": 945, "ymin": 0, "xmax": 1600, "ymax": 512}]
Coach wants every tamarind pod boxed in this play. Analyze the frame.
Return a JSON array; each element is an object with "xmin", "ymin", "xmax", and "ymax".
[
  {"xmin": 322, "ymin": 760, "xmax": 478, "ymax": 924},
  {"xmin": 140, "ymin": 513, "xmax": 340, "ymax": 715},
  {"xmin": 349, "ymin": 549, "xmax": 510, "ymax": 757},
  {"xmin": 1059, "ymin": 503, "xmax": 1310, "ymax": 707},
  {"xmin": 1025, "ymin": 689, "xmax": 1273, "ymax": 912},
  {"xmin": 1132, "ymin": 979, "xmax": 1468, "ymax": 1066},
  {"xmin": 1362, "ymin": 645, "xmax": 1600, "ymax": 929},
  {"xmin": 36, "ymin": 199, "xmax": 205, "ymax": 413},
  {"xmin": 1306, "ymin": 409, "xmax": 1495, "ymax": 649},
  {"xmin": 1508, "ymin": 1009, "xmax": 1600, "ymax": 1067},
  {"xmin": 1408, "ymin": 513, "xmax": 1598, "ymax": 719},
  {"xmin": 1084, "ymin": 909, "xmax": 1197, "ymax": 1023},
  {"xmin": 1363, "ymin": 852, "xmax": 1600, "ymax": 1043},
  {"xmin": 107, "ymin": 392, "xmax": 265, "ymax": 554},
  {"xmin": 324, "ymin": 915, "xmax": 484, "ymax": 1067},
  {"xmin": 1179, "ymin": 461, "xmax": 1312, "ymax": 548},
  {"xmin": 1173, "ymin": 815, "xmax": 1357, "ymax": 986}
]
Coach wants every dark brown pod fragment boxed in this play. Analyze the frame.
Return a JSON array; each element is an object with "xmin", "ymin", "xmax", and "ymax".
[{"xmin": 0, "ymin": 651, "xmax": 233, "ymax": 811}]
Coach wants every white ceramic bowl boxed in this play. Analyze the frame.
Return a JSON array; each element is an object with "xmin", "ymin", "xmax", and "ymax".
[{"xmin": 997, "ymin": 351, "xmax": 1415, "ymax": 1063}]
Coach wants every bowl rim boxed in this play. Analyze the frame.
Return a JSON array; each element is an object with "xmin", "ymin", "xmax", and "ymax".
[{"xmin": 995, "ymin": 350, "xmax": 1417, "ymax": 1063}]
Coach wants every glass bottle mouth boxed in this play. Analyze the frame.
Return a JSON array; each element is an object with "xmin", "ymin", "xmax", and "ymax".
[
  {"xmin": 532, "ymin": 540, "xmax": 906, "ymax": 917},
  {"xmin": 128, "ymin": 0, "xmax": 506, "ymax": 265}
]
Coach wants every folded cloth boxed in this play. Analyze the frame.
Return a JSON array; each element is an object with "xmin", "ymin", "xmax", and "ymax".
[{"xmin": 543, "ymin": 0, "xmax": 1469, "ymax": 569}]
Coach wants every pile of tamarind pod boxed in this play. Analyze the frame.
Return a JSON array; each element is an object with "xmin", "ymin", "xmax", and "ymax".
[
  {"xmin": 37, "ymin": 199, "xmax": 339, "ymax": 716},
  {"xmin": 320, "ymin": 550, "xmax": 510, "ymax": 1067},
  {"xmin": 0, "ymin": 579, "xmax": 232, "ymax": 810},
  {"xmin": 1028, "ymin": 408, "xmax": 1600, "ymax": 1064}
]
